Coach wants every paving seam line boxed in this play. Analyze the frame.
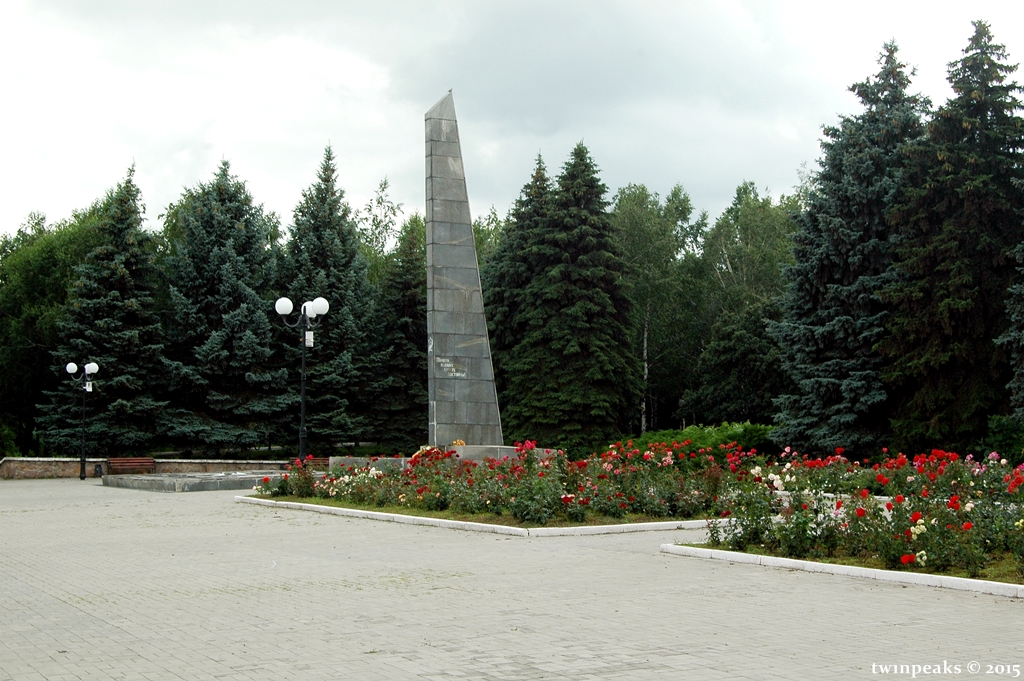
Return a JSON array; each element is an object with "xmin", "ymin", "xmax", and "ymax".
[
  {"xmin": 234, "ymin": 496, "xmax": 715, "ymax": 536},
  {"xmin": 660, "ymin": 543, "xmax": 1024, "ymax": 598}
]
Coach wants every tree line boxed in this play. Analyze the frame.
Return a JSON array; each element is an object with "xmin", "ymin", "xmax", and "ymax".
[
  {"xmin": 0, "ymin": 150, "xmax": 428, "ymax": 457},
  {"xmin": 2, "ymin": 21, "xmax": 1023, "ymax": 459},
  {"xmin": 482, "ymin": 21, "xmax": 1024, "ymax": 458}
]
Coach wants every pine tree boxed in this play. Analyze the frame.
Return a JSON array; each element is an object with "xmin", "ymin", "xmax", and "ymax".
[
  {"xmin": 772, "ymin": 44, "xmax": 927, "ymax": 455},
  {"xmin": 881, "ymin": 22, "xmax": 1024, "ymax": 452},
  {"xmin": 374, "ymin": 214, "xmax": 428, "ymax": 451},
  {"xmin": 482, "ymin": 155, "xmax": 552, "ymax": 406},
  {"xmin": 282, "ymin": 147, "xmax": 381, "ymax": 449},
  {"xmin": 502, "ymin": 143, "xmax": 639, "ymax": 452},
  {"xmin": 37, "ymin": 169, "xmax": 168, "ymax": 455},
  {"xmin": 161, "ymin": 161, "xmax": 287, "ymax": 450}
]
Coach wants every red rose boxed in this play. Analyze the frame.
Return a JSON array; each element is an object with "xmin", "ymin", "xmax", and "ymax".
[
  {"xmin": 855, "ymin": 507, "xmax": 866, "ymax": 518},
  {"xmin": 895, "ymin": 495, "xmax": 905, "ymax": 504},
  {"xmin": 910, "ymin": 511, "xmax": 922, "ymax": 523},
  {"xmin": 901, "ymin": 554, "xmax": 915, "ymax": 564},
  {"xmin": 860, "ymin": 489, "xmax": 870, "ymax": 499},
  {"xmin": 962, "ymin": 522, "xmax": 973, "ymax": 531}
]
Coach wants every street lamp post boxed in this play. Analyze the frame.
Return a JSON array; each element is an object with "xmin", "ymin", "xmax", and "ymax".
[
  {"xmin": 275, "ymin": 296, "xmax": 329, "ymax": 459},
  {"xmin": 65, "ymin": 361, "xmax": 99, "ymax": 480}
]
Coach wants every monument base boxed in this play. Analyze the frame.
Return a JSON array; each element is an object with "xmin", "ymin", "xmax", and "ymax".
[
  {"xmin": 102, "ymin": 471, "xmax": 282, "ymax": 493},
  {"xmin": 449, "ymin": 445, "xmax": 518, "ymax": 461}
]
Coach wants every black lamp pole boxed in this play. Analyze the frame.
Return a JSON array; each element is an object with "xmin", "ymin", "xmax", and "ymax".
[
  {"xmin": 81, "ymin": 383, "xmax": 86, "ymax": 479},
  {"xmin": 275, "ymin": 297, "xmax": 329, "ymax": 459},
  {"xmin": 65, "ymin": 361, "xmax": 98, "ymax": 480},
  {"xmin": 299, "ymin": 320, "xmax": 307, "ymax": 458}
]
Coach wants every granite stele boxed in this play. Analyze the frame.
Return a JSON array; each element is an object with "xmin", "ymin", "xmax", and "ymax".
[{"xmin": 425, "ymin": 92, "xmax": 512, "ymax": 460}]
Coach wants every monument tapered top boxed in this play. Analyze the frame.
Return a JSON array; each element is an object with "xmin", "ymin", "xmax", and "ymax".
[{"xmin": 426, "ymin": 91, "xmax": 457, "ymax": 121}]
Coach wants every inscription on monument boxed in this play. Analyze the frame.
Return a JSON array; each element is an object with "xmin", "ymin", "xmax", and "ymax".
[{"xmin": 435, "ymin": 356, "xmax": 467, "ymax": 379}]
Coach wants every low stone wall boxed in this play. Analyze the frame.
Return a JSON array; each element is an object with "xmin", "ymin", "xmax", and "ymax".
[
  {"xmin": 0, "ymin": 458, "xmax": 107, "ymax": 479},
  {"xmin": 0, "ymin": 458, "xmax": 289, "ymax": 479},
  {"xmin": 154, "ymin": 460, "xmax": 288, "ymax": 474},
  {"xmin": 329, "ymin": 456, "xmax": 410, "ymax": 471}
]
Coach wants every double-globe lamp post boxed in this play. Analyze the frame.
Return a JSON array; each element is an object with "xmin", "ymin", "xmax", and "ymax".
[
  {"xmin": 275, "ymin": 296, "xmax": 329, "ymax": 460},
  {"xmin": 65, "ymin": 361, "xmax": 99, "ymax": 480}
]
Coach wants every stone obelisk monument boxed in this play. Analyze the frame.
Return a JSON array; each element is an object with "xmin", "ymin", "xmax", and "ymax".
[{"xmin": 425, "ymin": 92, "xmax": 508, "ymax": 457}]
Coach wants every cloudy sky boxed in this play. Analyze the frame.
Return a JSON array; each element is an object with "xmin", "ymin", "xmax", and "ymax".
[{"xmin": 2, "ymin": 1, "xmax": 1024, "ymax": 238}]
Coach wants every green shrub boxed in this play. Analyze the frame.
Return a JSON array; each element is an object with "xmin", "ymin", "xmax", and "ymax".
[
  {"xmin": 978, "ymin": 415, "xmax": 1024, "ymax": 467},
  {"xmin": 619, "ymin": 422, "xmax": 774, "ymax": 456},
  {"xmin": 0, "ymin": 424, "xmax": 19, "ymax": 457}
]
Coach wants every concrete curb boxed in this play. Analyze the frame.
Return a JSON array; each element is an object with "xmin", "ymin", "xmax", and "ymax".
[
  {"xmin": 235, "ymin": 496, "xmax": 714, "ymax": 536},
  {"xmin": 660, "ymin": 543, "xmax": 1024, "ymax": 598}
]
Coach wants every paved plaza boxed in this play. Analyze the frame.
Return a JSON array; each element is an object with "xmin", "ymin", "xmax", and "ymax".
[{"xmin": 2, "ymin": 479, "xmax": 1023, "ymax": 680}]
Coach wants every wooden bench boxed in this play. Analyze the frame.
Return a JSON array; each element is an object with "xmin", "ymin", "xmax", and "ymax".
[
  {"xmin": 305, "ymin": 457, "xmax": 330, "ymax": 470},
  {"xmin": 107, "ymin": 457, "xmax": 156, "ymax": 475}
]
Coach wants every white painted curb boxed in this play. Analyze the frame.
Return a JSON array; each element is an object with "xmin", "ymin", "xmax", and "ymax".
[
  {"xmin": 235, "ymin": 496, "xmax": 713, "ymax": 536},
  {"xmin": 660, "ymin": 544, "xmax": 1024, "ymax": 599}
]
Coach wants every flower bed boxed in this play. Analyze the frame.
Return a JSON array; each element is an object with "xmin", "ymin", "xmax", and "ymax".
[
  {"xmin": 251, "ymin": 442, "xmax": 1024, "ymax": 580},
  {"xmin": 708, "ymin": 448, "xmax": 1024, "ymax": 579},
  {"xmin": 253, "ymin": 440, "xmax": 725, "ymax": 526}
]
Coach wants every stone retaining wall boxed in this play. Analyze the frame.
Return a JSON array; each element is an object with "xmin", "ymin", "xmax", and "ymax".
[
  {"xmin": 0, "ymin": 458, "xmax": 107, "ymax": 479},
  {"xmin": 0, "ymin": 458, "xmax": 289, "ymax": 479}
]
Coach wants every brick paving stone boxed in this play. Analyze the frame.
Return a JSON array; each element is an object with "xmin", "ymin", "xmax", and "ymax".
[{"xmin": 2, "ymin": 478, "xmax": 1024, "ymax": 680}]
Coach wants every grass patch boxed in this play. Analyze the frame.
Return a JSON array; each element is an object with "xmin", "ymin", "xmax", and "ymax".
[
  {"xmin": 251, "ymin": 494, "xmax": 707, "ymax": 529},
  {"xmin": 681, "ymin": 542, "xmax": 1023, "ymax": 586}
]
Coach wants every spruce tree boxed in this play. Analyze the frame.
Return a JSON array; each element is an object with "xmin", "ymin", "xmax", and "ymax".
[
  {"xmin": 880, "ymin": 22, "xmax": 1024, "ymax": 452},
  {"xmin": 502, "ymin": 143, "xmax": 639, "ymax": 452},
  {"xmin": 162, "ymin": 161, "xmax": 287, "ymax": 450},
  {"xmin": 482, "ymin": 155, "xmax": 552, "ymax": 407},
  {"xmin": 282, "ymin": 147, "xmax": 381, "ymax": 449},
  {"xmin": 374, "ymin": 214, "xmax": 428, "ymax": 451},
  {"xmin": 37, "ymin": 169, "xmax": 168, "ymax": 455},
  {"xmin": 681, "ymin": 301, "xmax": 791, "ymax": 425},
  {"xmin": 772, "ymin": 44, "xmax": 927, "ymax": 455}
]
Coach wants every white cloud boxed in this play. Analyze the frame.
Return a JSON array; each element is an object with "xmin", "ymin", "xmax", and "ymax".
[{"xmin": 2, "ymin": 1, "xmax": 1024, "ymax": 236}]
